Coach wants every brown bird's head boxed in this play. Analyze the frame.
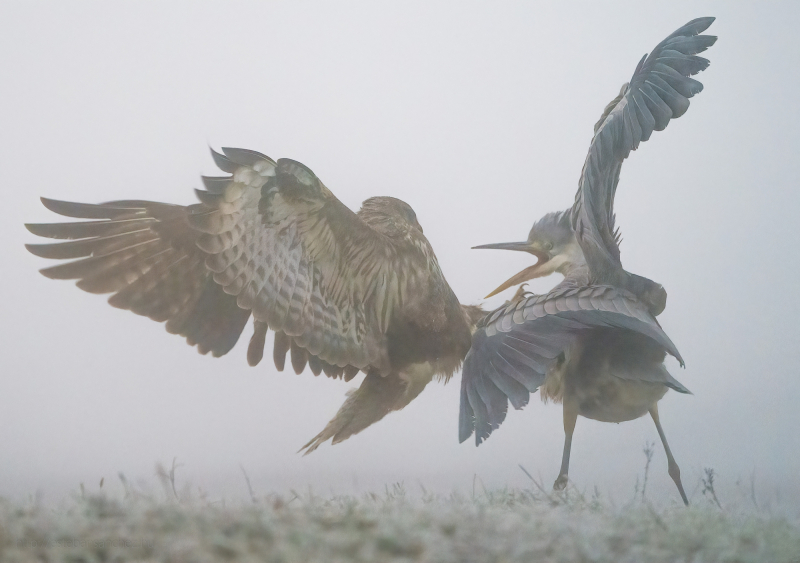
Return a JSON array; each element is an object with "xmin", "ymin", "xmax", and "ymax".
[
  {"xmin": 358, "ymin": 196, "xmax": 424, "ymax": 238},
  {"xmin": 475, "ymin": 210, "xmax": 581, "ymax": 298}
]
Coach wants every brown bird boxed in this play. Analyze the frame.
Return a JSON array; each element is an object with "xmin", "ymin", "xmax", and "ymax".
[
  {"xmin": 25, "ymin": 151, "xmax": 485, "ymax": 451},
  {"xmin": 459, "ymin": 17, "xmax": 717, "ymax": 505}
]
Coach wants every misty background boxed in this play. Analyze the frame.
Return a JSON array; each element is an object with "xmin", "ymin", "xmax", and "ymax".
[{"xmin": 1, "ymin": 1, "xmax": 798, "ymax": 504}]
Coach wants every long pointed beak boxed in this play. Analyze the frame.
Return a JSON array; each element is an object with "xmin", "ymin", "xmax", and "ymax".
[
  {"xmin": 473, "ymin": 240, "xmax": 550, "ymax": 299},
  {"xmin": 472, "ymin": 241, "xmax": 533, "ymax": 252},
  {"xmin": 483, "ymin": 263, "xmax": 544, "ymax": 298}
]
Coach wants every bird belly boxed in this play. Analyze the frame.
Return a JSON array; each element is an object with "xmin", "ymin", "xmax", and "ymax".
[{"xmin": 569, "ymin": 370, "xmax": 667, "ymax": 423}]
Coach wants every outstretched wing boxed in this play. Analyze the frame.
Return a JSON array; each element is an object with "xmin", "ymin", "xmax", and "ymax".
[
  {"xmin": 572, "ymin": 17, "xmax": 716, "ymax": 284},
  {"xmin": 26, "ymin": 198, "xmax": 250, "ymax": 357},
  {"xmin": 26, "ymin": 148, "xmax": 410, "ymax": 373},
  {"xmin": 458, "ymin": 285, "xmax": 684, "ymax": 445},
  {"xmin": 191, "ymin": 150, "xmax": 410, "ymax": 373}
]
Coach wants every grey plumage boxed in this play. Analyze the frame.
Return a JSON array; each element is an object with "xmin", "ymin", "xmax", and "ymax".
[
  {"xmin": 460, "ymin": 285, "xmax": 686, "ymax": 445},
  {"xmin": 573, "ymin": 17, "xmax": 716, "ymax": 297},
  {"xmin": 462, "ymin": 17, "xmax": 716, "ymax": 505}
]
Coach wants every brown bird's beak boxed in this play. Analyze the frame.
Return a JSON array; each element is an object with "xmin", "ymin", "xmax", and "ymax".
[{"xmin": 473, "ymin": 241, "xmax": 550, "ymax": 298}]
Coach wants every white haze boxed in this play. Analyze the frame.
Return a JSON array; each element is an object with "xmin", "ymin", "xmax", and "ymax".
[{"xmin": 1, "ymin": 1, "xmax": 798, "ymax": 504}]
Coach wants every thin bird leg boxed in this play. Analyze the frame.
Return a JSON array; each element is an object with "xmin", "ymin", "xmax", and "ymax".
[
  {"xmin": 554, "ymin": 400, "xmax": 578, "ymax": 490},
  {"xmin": 649, "ymin": 404, "xmax": 689, "ymax": 506}
]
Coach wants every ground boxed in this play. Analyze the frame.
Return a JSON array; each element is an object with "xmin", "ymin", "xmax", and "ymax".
[{"xmin": 2, "ymin": 471, "xmax": 799, "ymax": 563}]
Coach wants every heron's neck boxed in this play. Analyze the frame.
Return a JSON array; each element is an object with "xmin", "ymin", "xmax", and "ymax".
[
  {"xmin": 553, "ymin": 241, "xmax": 586, "ymax": 272},
  {"xmin": 552, "ymin": 241, "xmax": 590, "ymax": 285}
]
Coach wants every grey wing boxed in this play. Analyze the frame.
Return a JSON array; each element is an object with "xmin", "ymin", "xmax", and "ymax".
[
  {"xmin": 26, "ymin": 198, "xmax": 250, "ymax": 356},
  {"xmin": 458, "ymin": 286, "xmax": 683, "ymax": 445},
  {"xmin": 572, "ymin": 17, "xmax": 716, "ymax": 283}
]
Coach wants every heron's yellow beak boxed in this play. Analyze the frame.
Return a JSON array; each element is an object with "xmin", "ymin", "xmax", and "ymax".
[{"xmin": 472, "ymin": 241, "xmax": 550, "ymax": 298}]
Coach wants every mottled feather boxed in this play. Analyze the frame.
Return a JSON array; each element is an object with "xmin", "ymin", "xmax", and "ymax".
[{"xmin": 27, "ymin": 147, "xmax": 482, "ymax": 450}]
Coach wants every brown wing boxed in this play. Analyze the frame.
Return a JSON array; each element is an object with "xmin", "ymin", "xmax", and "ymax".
[
  {"xmin": 572, "ymin": 18, "xmax": 716, "ymax": 285},
  {"xmin": 189, "ymin": 149, "xmax": 418, "ymax": 374},
  {"xmin": 26, "ymin": 148, "xmax": 413, "ymax": 374},
  {"xmin": 26, "ymin": 198, "xmax": 250, "ymax": 357}
]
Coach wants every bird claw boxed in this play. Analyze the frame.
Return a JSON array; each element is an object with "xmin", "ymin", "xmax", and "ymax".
[{"xmin": 511, "ymin": 284, "xmax": 531, "ymax": 302}]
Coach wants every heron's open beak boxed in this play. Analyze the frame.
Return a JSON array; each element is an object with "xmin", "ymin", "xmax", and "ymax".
[{"xmin": 473, "ymin": 241, "xmax": 550, "ymax": 298}]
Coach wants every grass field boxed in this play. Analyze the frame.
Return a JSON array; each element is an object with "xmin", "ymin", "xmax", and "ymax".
[{"xmin": 2, "ymin": 466, "xmax": 799, "ymax": 563}]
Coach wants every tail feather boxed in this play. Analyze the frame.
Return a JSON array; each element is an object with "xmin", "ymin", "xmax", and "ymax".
[{"xmin": 300, "ymin": 367, "xmax": 433, "ymax": 454}]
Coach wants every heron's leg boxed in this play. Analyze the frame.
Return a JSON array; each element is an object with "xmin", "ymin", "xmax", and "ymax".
[
  {"xmin": 554, "ymin": 400, "xmax": 578, "ymax": 490},
  {"xmin": 649, "ymin": 404, "xmax": 689, "ymax": 506}
]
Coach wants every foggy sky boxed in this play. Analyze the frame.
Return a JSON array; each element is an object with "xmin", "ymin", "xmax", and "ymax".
[{"xmin": 1, "ymin": 1, "xmax": 799, "ymax": 504}]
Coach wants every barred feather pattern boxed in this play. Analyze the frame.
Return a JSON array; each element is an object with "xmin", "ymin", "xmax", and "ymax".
[
  {"xmin": 26, "ymin": 199, "xmax": 250, "ymax": 357},
  {"xmin": 26, "ymin": 148, "xmax": 468, "ymax": 384},
  {"xmin": 190, "ymin": 151, "xmax": 448, "ymax": 374}
]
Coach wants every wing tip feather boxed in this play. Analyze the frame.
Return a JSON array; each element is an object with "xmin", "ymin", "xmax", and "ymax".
[{"xmin": 209, "ymin": 147, "xmax": 239, "ymax": 174}]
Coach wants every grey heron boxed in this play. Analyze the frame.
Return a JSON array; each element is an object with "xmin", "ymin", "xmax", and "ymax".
[{"xmin": 460, "ymin": 17, "xmax": 717, "ymax": 505}]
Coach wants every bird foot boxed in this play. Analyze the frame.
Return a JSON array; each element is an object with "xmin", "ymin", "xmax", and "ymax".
[{"xmin": 553, "ymin": 474, "xmax": 568, "ymax": 491}]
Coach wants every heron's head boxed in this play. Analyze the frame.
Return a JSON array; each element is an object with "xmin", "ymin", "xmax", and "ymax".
[{"xmin": 475, "ymin": 210, "xmax": 580, "ymax": 298}]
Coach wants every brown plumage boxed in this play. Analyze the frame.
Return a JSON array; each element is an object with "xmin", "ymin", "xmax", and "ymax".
[{"xmin": 26, "ymin": 149, "xmax": 483, "ymax": 450}]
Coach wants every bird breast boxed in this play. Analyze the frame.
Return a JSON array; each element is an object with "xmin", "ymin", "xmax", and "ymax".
[
  {"xmin": 569, "ymin": 373, "xmax": 667, "ymax": 423},
  {"xmin": 545, "ymin": 331, "xmax": 669, "ymax": 423}
]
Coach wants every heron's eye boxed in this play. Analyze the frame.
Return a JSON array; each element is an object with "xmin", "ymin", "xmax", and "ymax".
[{"xmin": 543, "ymin": 241, "xmax": 553, "ymax": 251}]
